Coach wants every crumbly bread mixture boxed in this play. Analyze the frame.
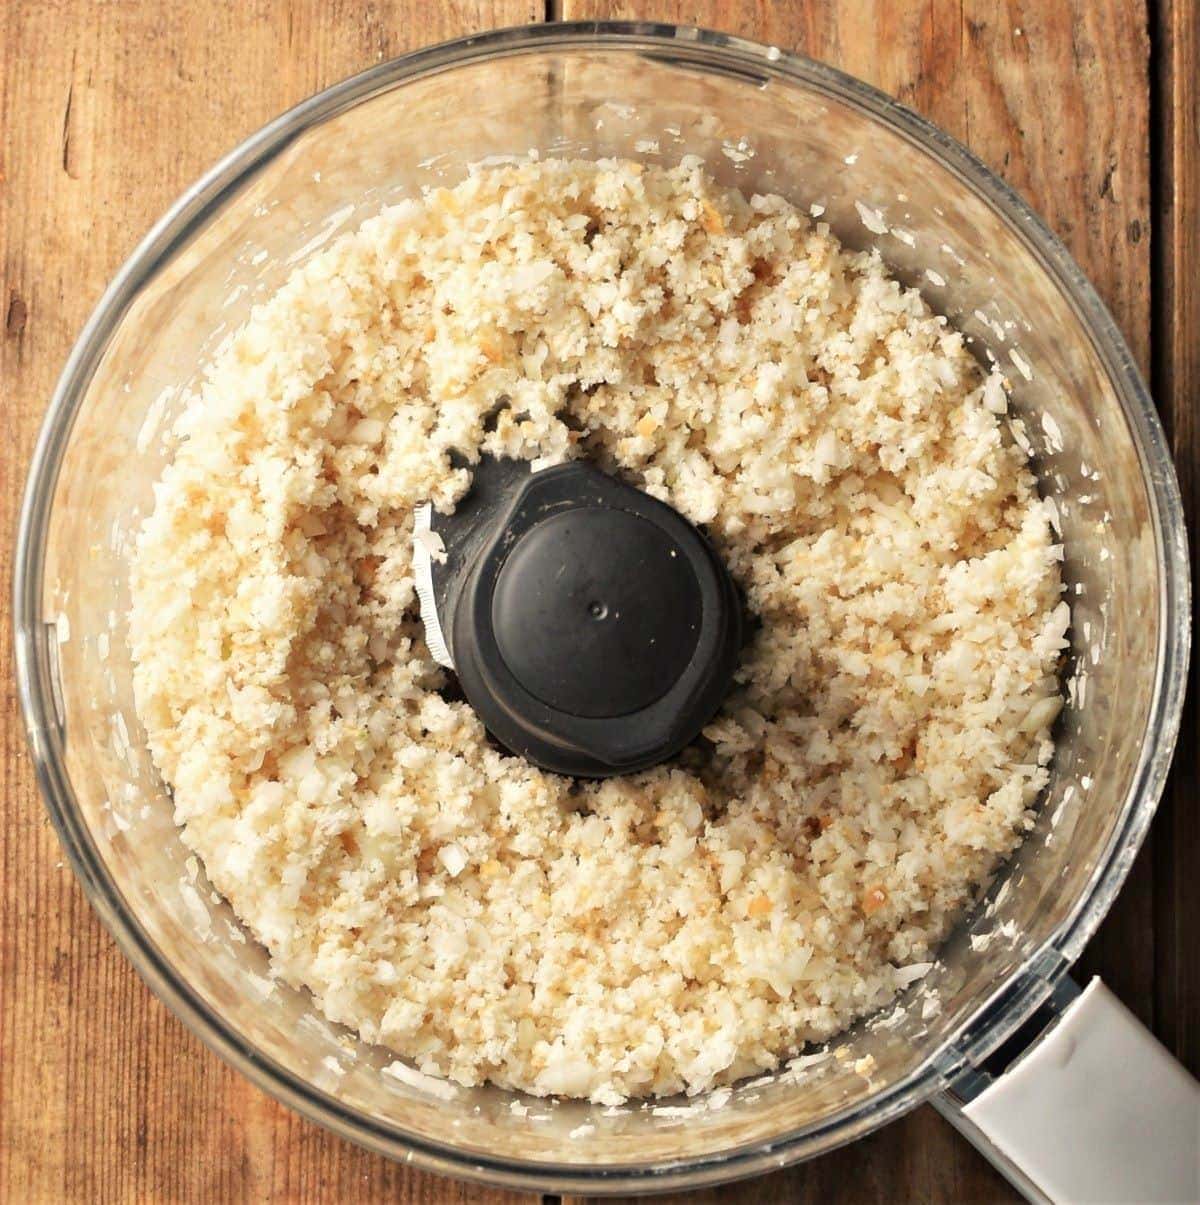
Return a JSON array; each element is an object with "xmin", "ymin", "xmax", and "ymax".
[{"xmin": 130, "ymin": 158, "xmax": 1066, "ymax": 1103}]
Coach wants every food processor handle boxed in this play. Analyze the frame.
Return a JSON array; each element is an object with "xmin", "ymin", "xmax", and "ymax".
[{"xmin": 935, "ymin": 976, "xmax": 1200, "ymax": 1203}]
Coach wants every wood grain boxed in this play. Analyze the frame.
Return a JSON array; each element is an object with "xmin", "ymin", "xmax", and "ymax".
[
  {"xmin": 1, "ymin": 1, "xmax": 1187, "ymax": 1203},
  {"xmin": 0, "ymin": 4, "xmax": 541, "ymax": 1203}
]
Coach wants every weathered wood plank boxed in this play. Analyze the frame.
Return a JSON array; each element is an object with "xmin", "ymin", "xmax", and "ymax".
[{"xmin": 0, "ymin": 3, "xmax": 540, "ymax": 1202}]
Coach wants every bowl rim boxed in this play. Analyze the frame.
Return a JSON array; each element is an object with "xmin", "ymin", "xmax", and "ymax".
[{"xmin": 12, "ymin": 19, "xmax": 1190, "ymax": 1194}]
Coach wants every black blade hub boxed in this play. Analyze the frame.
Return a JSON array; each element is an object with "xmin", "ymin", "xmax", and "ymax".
[{"xmin": 420, "ymin": 456, "xmax": 741, "ymax": 778}]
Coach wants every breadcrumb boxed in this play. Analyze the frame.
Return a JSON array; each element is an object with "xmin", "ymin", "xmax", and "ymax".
[{"xmin": 130, "ymin": 157, "xmax": 1064, "ymax": 1103}]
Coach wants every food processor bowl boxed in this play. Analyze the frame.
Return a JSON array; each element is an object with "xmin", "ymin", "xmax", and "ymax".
[{"xmin": 14, "ymin": 22, "xmax": 1191, "ymax": 1196}]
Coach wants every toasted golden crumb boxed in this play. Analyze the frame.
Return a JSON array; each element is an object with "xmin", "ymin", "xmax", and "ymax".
[{"xmin": 700, "ymin": 198, "xmax": 725, "ymax": 234}]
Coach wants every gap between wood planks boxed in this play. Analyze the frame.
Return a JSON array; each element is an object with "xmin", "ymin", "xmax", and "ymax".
[{"xmin": 1150, "ymin": 0, "xmax": 1199, "ymax": 1074}]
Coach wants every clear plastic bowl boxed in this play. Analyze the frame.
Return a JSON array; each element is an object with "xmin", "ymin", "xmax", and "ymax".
[{"xmin": 13, "ymin": 21, "xmax": 1189, "ymax": 1194}]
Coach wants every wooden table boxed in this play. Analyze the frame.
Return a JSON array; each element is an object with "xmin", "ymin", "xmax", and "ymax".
[{"xmin": 1, "ymin": 2, "xmax": 1194, "ymax": 1201}]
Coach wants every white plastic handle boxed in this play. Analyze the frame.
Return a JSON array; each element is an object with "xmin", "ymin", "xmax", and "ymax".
[{"xmin": 950, "ymin": 978, "xmax": 1200, "ymax": 1203}]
